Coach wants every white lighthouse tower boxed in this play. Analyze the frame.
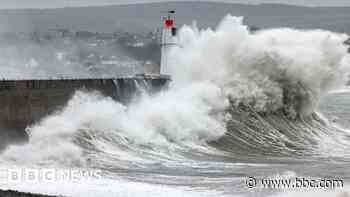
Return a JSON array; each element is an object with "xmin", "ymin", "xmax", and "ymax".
[{"xmin": 160, "ymin": 10, "xmax": 177, "ymax": 76}]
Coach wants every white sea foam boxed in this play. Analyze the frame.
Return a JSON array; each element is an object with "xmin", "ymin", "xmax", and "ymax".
[
  {"xmin": 1, "ymin": 13, "xmax": 349, "ymax": 169},
  {"xmin": 171, "ymin": 15, "xmax": 349, "ymax": 114},
  {"xmin": 329, "ymin": 86, "xmax": 350, "ymax": 94},
  {"xmin": 276, "ymin": 188, "xmax": 350, "ymax": 197},
  {"xmin": 0, "ymin": 82, "xmax": 227, "ymax": 166},
  {"xmin": 0, "ymin": 14, "xmax": 350, "ymax": 196},
  {"xmin": 1, "ymin": 177, "xmax": 212, "ymax": 197}
]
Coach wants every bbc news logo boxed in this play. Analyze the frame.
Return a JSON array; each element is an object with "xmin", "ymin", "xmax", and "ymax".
[{"xmin": 0, "ymin": 168, "xmax": 102, "ymax": 183}]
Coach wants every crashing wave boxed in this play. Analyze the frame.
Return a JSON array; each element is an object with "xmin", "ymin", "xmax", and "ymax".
[{"xmin": 1, "ymin": 15, "xmax": 350, "ymax": 168}]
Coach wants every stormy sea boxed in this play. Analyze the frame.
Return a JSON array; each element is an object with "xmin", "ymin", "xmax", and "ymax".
[{"xmin": 1, "ymin": 14, "xmax": 350, "ymax": 197}]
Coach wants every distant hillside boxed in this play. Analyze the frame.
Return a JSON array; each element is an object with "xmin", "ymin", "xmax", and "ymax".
[{"xmin": 0, "ymin": 2, "xmax": 349, "ymax": 33}]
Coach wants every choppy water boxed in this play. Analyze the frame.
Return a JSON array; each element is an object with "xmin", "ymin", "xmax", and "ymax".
[{"xmin": 1, "ymin": 15, "xmax": 350, "ymax": 197}]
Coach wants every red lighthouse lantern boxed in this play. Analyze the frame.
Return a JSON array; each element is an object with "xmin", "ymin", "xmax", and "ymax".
[{"xmin": 165, "ymin": 19, "xmax": 174, "ymax": 28}]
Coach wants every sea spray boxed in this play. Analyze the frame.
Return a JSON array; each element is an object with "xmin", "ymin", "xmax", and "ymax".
[
  {"xmin": 1, "ymin": 15, "xmax": 350, "ymax": 166},
  {"xmin": 170, "ymin": 15, "xmax": 350, "ymax": 116},
  {"xmin": 0, "ymin": 82, "xmax": 227, "ymax": 166}
]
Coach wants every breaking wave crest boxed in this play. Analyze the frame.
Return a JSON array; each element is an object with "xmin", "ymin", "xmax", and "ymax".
[
  {"xmin": 171, "ymin": 15, "xmax": 350, "ymax": 117},
  {"xmin": 1, "ymin": 15, "xmax": 350, "ymax": 169}
]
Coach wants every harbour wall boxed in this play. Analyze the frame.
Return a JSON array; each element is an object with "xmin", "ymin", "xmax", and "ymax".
[{"xmin": 0, "ymin": 76, "xmax": 169, "ymax": 131}]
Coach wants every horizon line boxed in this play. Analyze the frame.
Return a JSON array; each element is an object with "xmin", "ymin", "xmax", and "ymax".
[{"xmin": 0, "ymin": 1, "xmax": 349, "ymax": 11}]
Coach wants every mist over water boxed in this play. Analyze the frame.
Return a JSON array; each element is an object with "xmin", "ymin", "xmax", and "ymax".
[
  {"xmin": 1, "ymin": 15, "xmax": 350, "ymax": 197},
  {"xmin": 0, "ymin": 34, "xmax": 153, "ymax": 79}
]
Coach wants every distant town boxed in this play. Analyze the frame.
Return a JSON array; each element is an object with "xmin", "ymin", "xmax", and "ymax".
[{"xmin": 0, "ymin": 29, "xmax": 161, "ymax": 78}]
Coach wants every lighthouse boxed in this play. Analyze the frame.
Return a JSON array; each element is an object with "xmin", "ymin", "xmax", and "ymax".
[{"xmin": 160, "ymin": 10, "xmax": 177, "ymax": 76}]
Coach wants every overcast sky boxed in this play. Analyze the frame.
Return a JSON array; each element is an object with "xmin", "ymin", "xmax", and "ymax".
[{"xmin": 1, "ymin": 0, "xmax": 350, "ymax": 9}]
